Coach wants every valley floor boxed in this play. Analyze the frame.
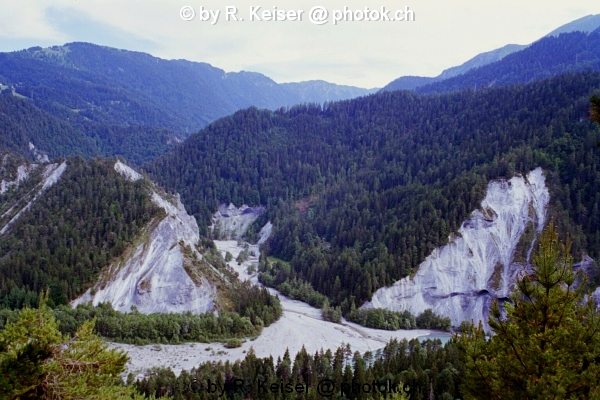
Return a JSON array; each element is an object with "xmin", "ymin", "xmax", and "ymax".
[{"xmin": 109, "ymin": 240, "xmax": 438, "ymax": 378}]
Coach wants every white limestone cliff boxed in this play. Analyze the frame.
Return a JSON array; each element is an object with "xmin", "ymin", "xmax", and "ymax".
[
  {"xmin": 364, "ymin": 168, "xmax": 550, "ymax": 327},
  {"xmin": 211, "ymin": 203, "xmax": 266, "ymax": 240},
  {"xmin": 72, "ymin": 163, "xmax": 218, "ymax": 314}
]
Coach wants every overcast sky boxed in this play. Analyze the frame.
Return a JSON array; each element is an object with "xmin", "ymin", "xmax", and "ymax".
[{"xmin": 1, "ymin": 0, "xmax": 598, "ymax": 88}]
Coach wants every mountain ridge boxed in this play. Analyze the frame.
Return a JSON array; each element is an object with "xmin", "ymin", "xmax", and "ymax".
[
  {"xmin": 0, "ymin": 42, "xmax": 374, "ymax": 135},
  {"xmin": 381, "ymin": 14, "xmax": 600, "ymax": 92},
  {"xmin": 416, "ymin": 28, "xmax": 600, "ymax": 94}
]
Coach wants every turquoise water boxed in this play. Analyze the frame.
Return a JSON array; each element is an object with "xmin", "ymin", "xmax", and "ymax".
[{"xmin": 418, "ymin": 332, "xmax": 453, "ymax": 345}]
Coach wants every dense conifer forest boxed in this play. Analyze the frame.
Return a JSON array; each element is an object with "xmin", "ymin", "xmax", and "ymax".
[
  {"xmin": 146, "ymin": 71, "xmax": 600, "ymax": 313},
  {"xmin": 0, "ymin": 92, "xmax": 180, "ymax": 165},
  {"xmin": 133, "ymin": 338, "xmax": 461, "ymax": 400},
  {"xmin": 0, "ymin": 157, "xmax": 161, "ymax": 308},
  {"xmin": 126, "ymin": 225, "xmax": 600, "ymax": 400},
  {"xmin": 3, "ymin": 13, "xmax": 600, "ymax": 399},
  {"xmin": 0, "ymin": 93, "xmax": 97, "ymax": 159},
  {"xmin": 2, "ymin": 223, "xmax": 596, "ymax": 399}
]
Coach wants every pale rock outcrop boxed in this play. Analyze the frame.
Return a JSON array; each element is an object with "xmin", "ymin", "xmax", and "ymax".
[
  {"xmin": 72, "ymin": 163, "xmax": 217, "ymax": 314},
  {"xmin": 257, "ymin": 221, "xmax": 273, "ymax": 245},
  {"xmin": 28, "ymin": 142, "xmax": 49, "ymax": 163},
  {"xmin": 0, "ymin": 161, "xmax": 67, "ymax": 234},
  {"xmin": 364, "ymin": 168, "xmax": 550, "ymax": 327},
  {"xmin": 211, "ymin": 203, "xmax": 265, "ymax": 240},
  {"xmin": 0, "ymin": 164, "xmax": 37, "ymax": 194},
  {"xmin": 114, "ymin": 160, "xmax": 142, "ymax": 181}
]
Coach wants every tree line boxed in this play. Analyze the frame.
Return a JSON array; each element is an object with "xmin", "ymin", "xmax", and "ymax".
[{"xmin": 0, "ymin": 281, "xmax": 282, "ymax": 345}]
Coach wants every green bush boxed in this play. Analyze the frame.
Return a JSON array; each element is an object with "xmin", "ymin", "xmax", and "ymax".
[{"xmin": 224, "ymin": 338, "xmax": 242, "ymax": 348}]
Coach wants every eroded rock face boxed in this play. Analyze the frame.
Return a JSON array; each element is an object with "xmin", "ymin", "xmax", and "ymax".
[
  {"xmin": 211, "ymin": 203, "xmax": 265, "ymax": 240},
  {"xmin": 114, "ymin": 160, "xmax": 142, "ymax": 182},
  {"xmin": 28, "ymin": 142, "xmax": 49, "ymax": 163},
  {"xmin": 257, "ymin": 221, "xmax": 273, "ymax": 245},
  {"xmin": 0, "ymin": 164, "xmax": 37, "ymax": 194},
  {"xmin": 0, "ymin": 161, "xmax": 67, "ymax": 235},
  {"xmin": 72, "ymin": 163, "xmax": 217, "ymax": 314},
  {"xmin": 363, "ymin": 168, "xmax": 550, "ymax": 327}
]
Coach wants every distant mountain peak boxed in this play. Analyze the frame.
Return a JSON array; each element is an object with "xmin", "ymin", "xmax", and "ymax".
[{"xmin": 544, "ymin": 14, "xmax": 600, "ymax": 37}]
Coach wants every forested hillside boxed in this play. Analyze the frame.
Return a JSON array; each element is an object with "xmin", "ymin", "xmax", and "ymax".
[
  {"xmin": 417, "ymin": 29, "xmax": 600, "ymax": 94},
  {"xmin": 0, "ymin": 92, "xmax": 180, "ymax": 165},
  {"xmin": 382, "ymin": 44, "xmax": 527, "ymax": 92},
  {"xmin": 0, "ymin": 43, "xmax": 373, "ymax": 164},
  {"xmin": 0, "ymin": 155, "xmax": 285, "ymax": 347},
  {"xmin": 146, "ymin": 71, "xmax": 600, "ymax": 312},
  {"xmin": 0, "ymin": 157, "xmax": 161, "ymax": 308},
  {"xmin": 0, "ymin": 94, "xmax": 96, "ymax": 159},
  {"xmin": 382, "ymin": 16, "xmax": 600, "ymax": 93},
  {"xmin": 0, "ymin": 43, "xmax": 372, "ymax": 135}
]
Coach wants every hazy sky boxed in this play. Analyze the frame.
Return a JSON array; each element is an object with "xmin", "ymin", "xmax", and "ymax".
[{"xmin": 1, "ymin": 0, "xmax": 598, "ymax": 88}]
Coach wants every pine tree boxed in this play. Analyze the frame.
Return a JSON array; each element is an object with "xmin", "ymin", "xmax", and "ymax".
[
  {"xmin": 456, "ymin": 222, "xmax": 600, "ymax": 399},
  {"xmin": 352, "ymin": 351, "xmax": 367, "ymax": 400},
  {"xmin": 342, "ymin": 363, "xmax": 355, "ymax": 400},
  {"xmin": 0, "ymin": 291, "xmax": 148, "ymax": 399}
]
